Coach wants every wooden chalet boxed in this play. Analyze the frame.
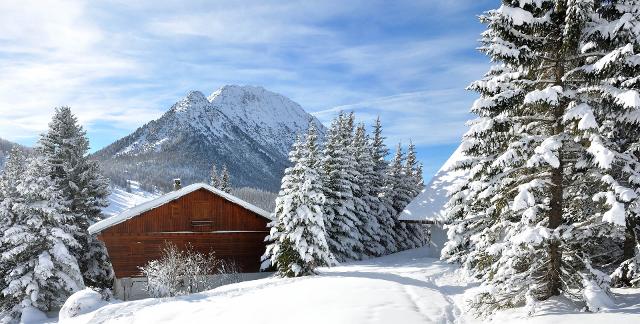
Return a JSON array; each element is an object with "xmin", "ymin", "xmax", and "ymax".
[{"xmin": 89, "ymin": 183, "xmax": 272, "ymax": 278}]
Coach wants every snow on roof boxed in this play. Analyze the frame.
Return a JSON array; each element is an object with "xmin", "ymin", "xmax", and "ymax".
[
  {"xmin": 399, "ymin": 145, "xmax": 469, "ymax": 223},
  {"xmin": 89, "ymin": 183, "xmax": 273, "ymax": 234}
]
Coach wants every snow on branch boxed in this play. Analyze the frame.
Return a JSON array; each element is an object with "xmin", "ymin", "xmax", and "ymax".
[{"xmin": 523, "ymin": 86, "xmax": 563, "ymax": 105}]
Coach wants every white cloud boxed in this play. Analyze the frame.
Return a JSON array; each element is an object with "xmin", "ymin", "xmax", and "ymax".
[
  {"xmin": 0, "ymin": 0, "xmax": 164, "ymax": 139},
  {"xmin": 313, "ymin": 89, "xmax": 473, "ymax": 146}
]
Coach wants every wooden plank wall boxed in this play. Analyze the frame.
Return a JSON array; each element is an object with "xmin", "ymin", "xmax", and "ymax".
[{"xmin": 98, "ymin": 189, "xmax": 270, "ymax": 278}]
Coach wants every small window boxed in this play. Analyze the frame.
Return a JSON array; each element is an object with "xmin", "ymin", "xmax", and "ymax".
[{"xmin": 191, "ymin": 220, "xmax": 213, "ymax": 227}]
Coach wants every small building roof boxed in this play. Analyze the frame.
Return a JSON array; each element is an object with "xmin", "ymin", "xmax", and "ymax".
[
  {"xmin": 399, "ymin": 145, "xmax": 468, "ymax": 223},
  {"xmin": 89, "ymin": 183, "xmax": 273, "ymax": 235}
]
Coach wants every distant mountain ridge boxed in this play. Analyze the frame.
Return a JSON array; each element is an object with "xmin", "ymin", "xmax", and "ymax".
[
  {"xmin": 92, "ymin": 85, "xmax": 325, "ymax": 192},
  {"xmin": 0, "ymin": 138, "xmax": 30, "ymax": 171}
]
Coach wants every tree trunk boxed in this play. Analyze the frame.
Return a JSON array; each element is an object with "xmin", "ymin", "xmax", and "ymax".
[
  {"xmin": 546, "ymin": 59, "xmax": 565, "ymax": 298},
  {"xmin": 623, "ymin": 216, "xmax": 637, "ymax": 261},
  {"xmin": 547, "ymin": 165, "xmax": 563, "ymax": 297}
]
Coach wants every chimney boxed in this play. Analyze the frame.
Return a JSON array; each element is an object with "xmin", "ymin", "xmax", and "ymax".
[{"xmin": 173, "ymin": 178, "xmax": 182, "ymax": 190}]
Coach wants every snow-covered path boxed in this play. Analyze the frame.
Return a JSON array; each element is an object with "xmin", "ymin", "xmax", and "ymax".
[
  {"xmin": 61, "ymin": 247, "xmax": 640, "ymax": 324},
  {"xmin": 63, "ymin": 248, "xmax": 471, "ymax": 324}
]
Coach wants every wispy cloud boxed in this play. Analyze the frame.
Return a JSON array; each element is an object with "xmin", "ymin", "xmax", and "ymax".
[{"xmin": 313, "ymin": 89, "xmax": 474, "ymax": 146}]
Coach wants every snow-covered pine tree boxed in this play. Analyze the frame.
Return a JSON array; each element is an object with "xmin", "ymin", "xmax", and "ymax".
[
  {"xmin": 1, "ymin": 154, "xmax": 84, "ymax": 321},
  {"xmin": 209, "ymin": 164, "xmax": 221, "ymax": 188},
  {"xmin": 352, "ymin": 124, "xmax": 385, "ymax": 257},
  {"xmin": 262, "ymin": 123, "xmax": 334, "ymax": 277},
  {"xmin": 402, "ymin": 141, "xmax": 428, "ymax": 249},
  {"xmin": 370, "ymin": 117, "xmax": 398, "ymax": 253},
  {"xmin": 322, "ymin": 113, "xmax": 363, "ymax": 261},
  {"xmin": 0, "ymin": 147, "xmax": 26, "ymax": 234},
  {"xmin": 405, "ymin": 141, "xmax": 423, "ymax": 197},
  {"xmin": 387, "ymin": 143, "xmax": 422, "ymax": 250},
  {"xmin": 0, "ymin": 147, "xmax": 27, "ymax": 288},
  {"xmin": 579, "ymin": 1, "xmax": 640, "ymax": 288},
  {"xmin": 38, "ymin": 107, "xmax": 112, "ymax": 288},
  {"xmin": 442, "ymin": 0, "xmax": 640, "ymax": 314},
  {"xmin": 415, "ymin": 162, "xmax": 425, "ymax": 189},
  {"xmin": 220, "ymin": 165, "xmax": 231, "ymax": 193}
]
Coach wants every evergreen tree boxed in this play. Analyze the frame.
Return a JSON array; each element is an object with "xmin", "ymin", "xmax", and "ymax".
[
  {"xmin": 387, "ymin": 144, "xmax": 422, "ymax": 250},
  {"xmin": 352, "ymin": 124, "xmax": 385, "ymax": 257},
  {"xmin": 209, "ymin": 164, "xmax": 221, "ymax": 188},
  {"xmin": 0, "ymin": 148, "xmax": 27, "ymax": 290},
  {"xmin": 262, "ymin": 123, "xmax": 334, "ymax": 277},
  {"xmin": 0, "ymin": 147, "xmax": 26, "ymax": 234},
  {"xmin": 370, "ymin": 117, "xmax": 398, "ymax": 253},
  {"xmin": 322, "ymin": 113, "xmax": 363, "ymax": 261},
  {"xmin": 584, "ymin": 1, "xmax": 640, "ymax": 288},
  {"xmin": 415, "ymin": 162, "xmax": 425, "ymax": 189},
  {"xmin": 402, "ymin": 141, "xmax": 428, "ymax": 249},
  {"xmin": 1, "ymin": 155, "xmax": 84, "ymax": 321},
  {"xmin": 38, "ymin": 107, "xmax": 112, "ymax": 288},
  {"xmin": 405, "ymin": 141, "xmax": 423, "ymax": 197},
  {"xmin": 220, "ymin": 165, "xmax": 231, "ymax": 193},
  {"xmin": 442, "ymin": 1, "xmax": 640, "ymax": 314}
]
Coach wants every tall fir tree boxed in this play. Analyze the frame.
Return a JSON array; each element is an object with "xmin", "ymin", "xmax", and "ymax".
[
  {"xmin": 582, "ymin": 1, "xmax": 640, "ymax": 288},
  {"xmin": 414, "ymin": 162, "xmax": 425, "ymax": 189},
  {"xmin": 387, "ymin": 143, "xmax": 423, "ymax": 250},
  {"xmin": 0, "ymin": 147, "xmax": 27, "ymax": 289},
  {"xmin": 352, "ymin": 124, "xmax": 385, "ymax": 257},
  {"xmin": 405, "ymin": 141, "xmax": 423, "ymax": 197},
  {"xmin": 220, "ymin": 165, "xmax": 231, "ymax": 193},
  {"xmin": 38, "ymin": 107, "xmax": 112, "ymax": 288},
  {"xmin": 322, "ymin": 113, "xmax": 363, "ymax": 261},
  {"xmin": 0, "ymin": 147, "xmax": 26, "ymax": 236},
  {"xmin": 209, "ymin": 164, "xmax": 221, "ymax": 188},
  {"xmin": 442, "ymin": 0, "xmax": 640, "ymax": 314},
  {"xmin": 370, "ymin": 117, "xmax": 398, "ymax": 253},
  {"xmin": 403, "ymin": 141, "xmax": 428, "ymax": 248},
  {"xmin": 1, "ymin": 154, "xmax": 84, "ymax": 321},
  {"xmin": 262, "ymin": 123, "xmax": 334, "ymax": 276}
]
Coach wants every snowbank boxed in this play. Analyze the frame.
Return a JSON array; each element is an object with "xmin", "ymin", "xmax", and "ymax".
[
  {"xmin": 59, "ymin": 289, "xmax": 113, "ymax": 320},
  {"xmin": 20, "ymin": 306, "xmax": 48, "ymax": 324}
]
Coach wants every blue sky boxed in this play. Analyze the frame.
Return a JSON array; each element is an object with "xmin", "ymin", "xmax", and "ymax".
[{"xmin": 0, "ymin": 0, "xmax": 496, "ymax": 181}]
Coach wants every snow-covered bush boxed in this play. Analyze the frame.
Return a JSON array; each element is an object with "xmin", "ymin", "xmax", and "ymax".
[
  {"xmin": 59, "ymin": 288, "xmax": 113, "ymax": 320},
  {"xmin": 18, "ymin": 306, "xmax": 48, "ymax": 324},
  {"xmin": 139, "ymin": 242, "xmax": 240, "ymax": 298}
]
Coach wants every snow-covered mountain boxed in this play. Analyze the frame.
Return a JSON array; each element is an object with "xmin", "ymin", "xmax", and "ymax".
[{"xmin": 93, "ymin": 85, "xmax": 324, "ymax": 192}]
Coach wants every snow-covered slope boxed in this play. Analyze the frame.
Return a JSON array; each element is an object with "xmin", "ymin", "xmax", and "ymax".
[
  {"xmin": 208, "ymin": 85, "xmax": 320, "ymax": 156},
  {"xmin": 92, "ymin": 85, "xmax": 324, "ymax": 192},
  {"xmin": 60, "ymin": 247, "xmax": 640, "ymax": 324},
  {"xmin": 399, "ymin": 144, "xmax": 468, "ymax": 223}
]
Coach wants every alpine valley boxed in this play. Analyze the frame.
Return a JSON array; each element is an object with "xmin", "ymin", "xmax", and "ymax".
[{"xmin": 92, "ymin": 85, "xmax": 325, "ymax": 193}]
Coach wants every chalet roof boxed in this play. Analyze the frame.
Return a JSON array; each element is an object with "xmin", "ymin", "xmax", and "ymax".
[
  {"xmin": 399, "ymin": 145, "xmax": 468, "ymax": 223},
  {"xmin": 89, "ymin": 183, "xmax": 273, "ymax": 235}
]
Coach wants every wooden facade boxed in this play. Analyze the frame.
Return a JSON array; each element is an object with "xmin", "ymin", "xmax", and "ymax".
[{"xmin": 96, "ymin": 188, "xmax": 270, "ymax": 278}]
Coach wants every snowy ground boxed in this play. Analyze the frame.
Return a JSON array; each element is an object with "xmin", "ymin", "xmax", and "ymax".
[{"xmin": 58, "ymin": 247, "xmax": 640, "ymax": 324}]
